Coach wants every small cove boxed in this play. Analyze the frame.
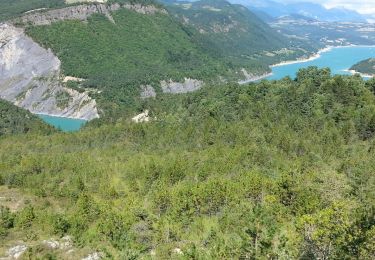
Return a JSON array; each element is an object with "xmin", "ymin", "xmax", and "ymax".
[{"xmin": 37, "ymin": 114, "xmax": 87, "ymax": 132}]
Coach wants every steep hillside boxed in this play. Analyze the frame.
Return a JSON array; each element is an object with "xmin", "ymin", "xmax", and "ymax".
[
  {"xmin": 0, "ymin": 99, "xmax": 54, "ymax": 136},
  {"xmin": 351, "ymin": 58, "xmax": 375, "ymax": 76},
  {"xmin": 25, "ymin": 6, "xmax": 220, "ymax": 85},
  {"xmin": 1, "ymin": 68, "xmax": 375, "ymax": 258}
]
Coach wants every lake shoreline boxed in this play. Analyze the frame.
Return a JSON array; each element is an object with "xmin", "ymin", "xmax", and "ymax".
[
  {"xmin": 271, "ymin": 47, "xmax": 333, "ymax": 68},
  {"xmin": 238, "ymin": 46, "xmax": 334, "ymax": 84},
  {"xmin": 271, "ymin": 45, "xmax": 375, "ymax": 69},
  {"xmin": 36, "ymin": 112, "xmax": 87, "ymax": 122},
  {"xmin": 344, "ymin": 69, "xmax": 374, "ymax": 78}
]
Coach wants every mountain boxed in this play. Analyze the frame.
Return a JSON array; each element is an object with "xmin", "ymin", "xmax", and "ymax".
[
  {"xmin": 350, "ymin": 58, "xmax": 375, "ymax": 76},
  {"xmin": 162, "ymin": 0, "xmax": 315, "ymax": 73},
  {"xmin": 229, "ymin": 0, "xmax": 367, "ymax": 23}
]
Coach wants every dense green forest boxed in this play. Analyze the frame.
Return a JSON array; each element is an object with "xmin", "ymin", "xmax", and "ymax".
[
  {"xmin": 1, "ymin": 68, "xmax": 375, "ymax": 258},
  {"xmin": 0, "ymin": 100, "xmax": 55, "ymax": 136},
  {"xmin": 351, "ymin": 58, "xmax": 375, "ymax": 76}
]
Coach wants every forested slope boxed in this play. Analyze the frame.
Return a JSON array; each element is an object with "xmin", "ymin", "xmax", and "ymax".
[
  {"xmin": 25, "ymin": 5, "xmax": 225, "ymax": 113},
  {"xmin": 1, "ymin": 68, "xmax": 375, "ymax": 258}
]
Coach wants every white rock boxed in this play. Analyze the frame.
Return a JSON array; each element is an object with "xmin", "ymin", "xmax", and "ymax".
[
  {"xmin": 42, "ymin": 239, "xmax": 60, "ymax": 249},
  {"xmin": 132, "ymin": 110, "xmax": 150, "ymax": 123},
  {"xmin": 7, "ymin": 245, "xmax": 28, "ymax": 259},
  {"xmin": 60, "ymin": 235, "xmax": 73, "ymax": 249},
  {"xmin": 172, "ymin": 248, "xmax": 183, "ymax": 255},
  {"xmin": 161, "ymin": 78, "xmax": 203, "ymax": 94},
  {"xmin": 140, "ymin": 85, "xmax": 156, "ymax": 99},
  {"xmin": 81, "ymin": 252, "xmax": 103, "ymax": 260}
]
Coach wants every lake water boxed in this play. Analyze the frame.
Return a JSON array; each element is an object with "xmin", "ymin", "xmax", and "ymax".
[
  {"xmin": 267, "ymin": 46, "xmax": 375, "ymax": 80},
  {"xmin": 38, "ymin": 114, "xmax": 87, "ymax": 132}
]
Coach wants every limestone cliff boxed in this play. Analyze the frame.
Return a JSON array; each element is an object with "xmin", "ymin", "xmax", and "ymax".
[
  {"xmin": 161, "ymin": 78, "xmax": 203, "ymax": 94},
  {"xmin": 13, "ymin": 3, "xmax": 167, "ymax": 26},
  {"xmin": 0, "ymin": 23, "xmax": 99, "ymax": 120}
]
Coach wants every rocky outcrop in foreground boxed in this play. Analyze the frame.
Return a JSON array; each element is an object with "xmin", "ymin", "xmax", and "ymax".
[{"xmin": 0, "ymin": 23, "xmax": 99, "ymax": 120}]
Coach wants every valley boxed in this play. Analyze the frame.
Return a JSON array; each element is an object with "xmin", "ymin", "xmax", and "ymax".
[
  {"xmin": 1, "ymin": 1, "xmax": 375, "ymax": 258},
  {"xmin": 1, "ymin": 0, "xmax": 319, "ymax": 128}
]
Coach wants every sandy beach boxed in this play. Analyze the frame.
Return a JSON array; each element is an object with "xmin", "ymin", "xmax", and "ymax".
[{"xmin": 271, "ymin": 47, "xmax": 333, "ymax": 68}]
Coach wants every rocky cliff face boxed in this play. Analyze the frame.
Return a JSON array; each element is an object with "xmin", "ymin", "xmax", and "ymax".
[
  {"xmin": 0, "ymin": 23, "xmax": 99, "ymax": 120},
  {"xmin": 161, "ymin": 78, "xmax": 203, "ymax": 94},
  {"xmin": 13, "ymin": 3, "xmax": 167, "ymax": 26}
]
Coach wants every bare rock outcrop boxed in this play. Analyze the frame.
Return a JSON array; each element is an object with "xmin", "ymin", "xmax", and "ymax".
[
  {"xmin": 82, "ymin": 252, "xmax": 104, "ymax": 260},
  {"xmin": 13, "ymin": 3, "xmax": 167, "ymax": 26},
  {"xmin": 14, "ymin": 3, "xmax": 121, "ymax": 25},
  {"xmin": 5, "ymin": 244, "xmax": 28, "ymax": 259},
  {"xmin": 140, "ymin": 85, "xmax": 156, "ymax": 99},
  {"xmin": 132, "ymin": 110, "xmax": 150, "ymax": 123},
  {"xmin": 161, "ymin": 78, "xmax": 203, "ymax": 94},
  {"xmin": 0, "ymin": 23, "xmax": 99, "ymax": 120}
]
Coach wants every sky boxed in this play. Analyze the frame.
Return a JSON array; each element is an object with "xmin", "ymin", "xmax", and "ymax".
[{"xmin": 277, "ymin": 0, "xmax": 375, "ymax": 14}]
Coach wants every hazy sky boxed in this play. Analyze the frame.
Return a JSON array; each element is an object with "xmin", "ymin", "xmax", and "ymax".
[{"xmin": 277, "ymin": 0, "xmax": 375, "ymax": 14}]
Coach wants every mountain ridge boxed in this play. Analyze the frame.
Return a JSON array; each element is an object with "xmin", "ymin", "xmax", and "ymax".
[{"xmin": 229, "ymin": 0, "xmax": 367, "ymax": 22}]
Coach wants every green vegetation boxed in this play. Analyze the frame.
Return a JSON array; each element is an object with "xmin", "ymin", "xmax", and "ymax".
[
  {"xmin": 1, "ymin": 68, "xmax": 375, "ymax": 258},
  {"xmin": 0, "ymin": 0, "xmax": 65, "ymax": 22},
  {"xmin": 0, "ymin": 100, "xmax": 55, "ymax": 136},
  {"xmin": 351, "ymin": 58, "xmax": 375, "ymax": 76}
]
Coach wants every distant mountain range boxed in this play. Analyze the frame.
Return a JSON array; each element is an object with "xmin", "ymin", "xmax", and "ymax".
[{"xmin": 228, "ymin": 0, "xmax": 367, "ymax": 23}]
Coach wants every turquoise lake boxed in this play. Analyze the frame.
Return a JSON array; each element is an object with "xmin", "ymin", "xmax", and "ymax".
[
  {"xmin": 38, "ymin": 114, "xmax": 87, "ymax": 132},
  {"xmin": 267, "ymin": 46, "xmax": 375, "ymax": 80}
]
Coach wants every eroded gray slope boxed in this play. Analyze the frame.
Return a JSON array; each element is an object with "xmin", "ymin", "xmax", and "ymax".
[
  {"xmin": 0, "ymin": 23, "xmax": 99, "ymax": 120},
  {"xmin": 13, "ymin": 3, "xmax": 166, "ymax": 26}
]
